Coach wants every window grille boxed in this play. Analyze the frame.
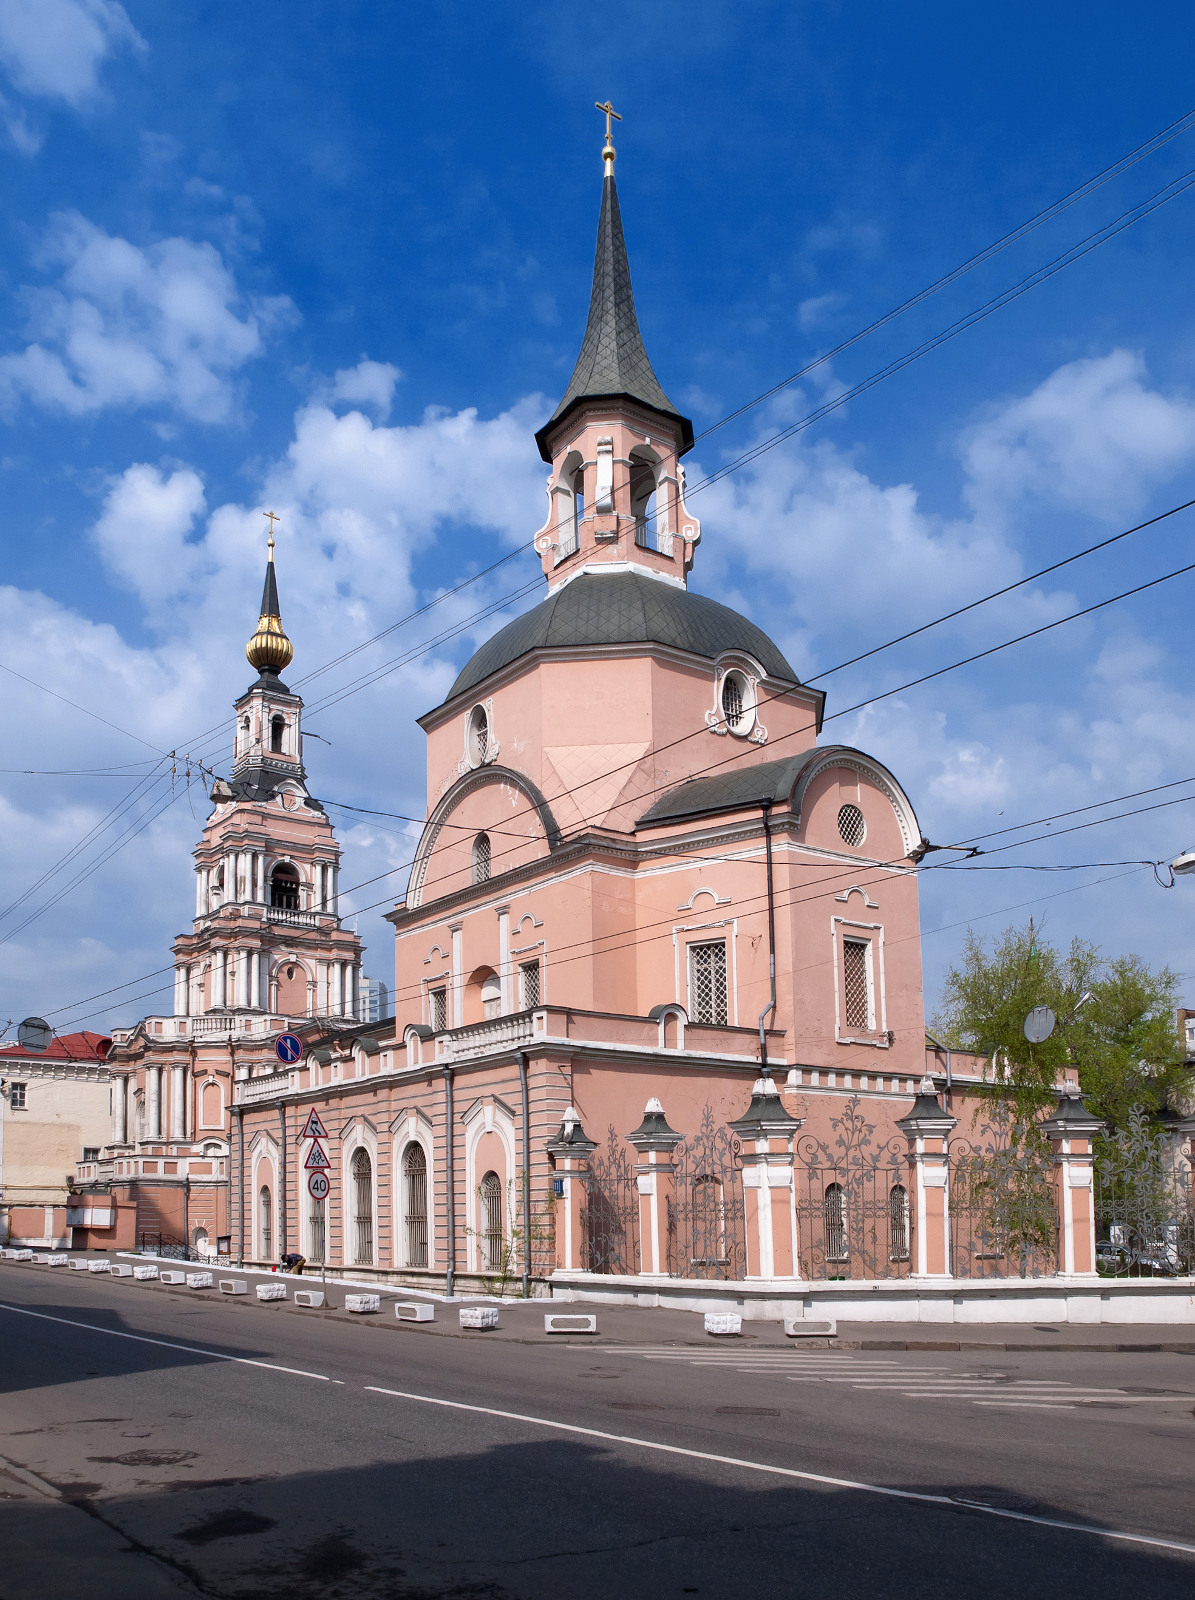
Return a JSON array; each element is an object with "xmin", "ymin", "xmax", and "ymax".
[
  {"xmin": 405, "ymin": 1144, "xmax": 428, "ymax": 1268},
  {"xmin": 721, "ymin": 672, "xmax": 744, "ymax": 728},
  {"xmin": 889, "ymin": 1184, "xmax": 910, "ymax": 1262},
  {"xmin": 82, "ymin": 1146, "xmax": 100, "ymax": 1162},
  {"xmin": 467, "ymin": 705, "xmax": 489, "ymax": 767},
  {"xmin": 352, "ymin": 1148, "xmax": 374, "ymax": 1264},
  {"xmin": 9, "ymin": 1082, "xmax": 26, "ymax": 1109},
  {"xmin": 472, "ymin": 832, "xmax": 491, "ymax": 885},
  {"xmin": 838, "ymin": 803, "xmax": 866, "ymax": 847},
  {"xmin": 309, "ymin": 1198, "xmax": 325, "ymax": 1264},
  {"xmin": 688, "ymin": 940, "xmax": 729, "ymax": 1026},
  {"xmin": 429, "ymin": 987, "xmax": 447, "ymax": 1031},
  {"xmin": 519, "ymin": 959, "xmax": 540, "ymax": 1009},
  {"xmin": 259, "ymin": 1185, "xmax": 272, "ymax": 1261},
  {"xmin": 823, "ymin": 1182, "xmax": 848, "ymax": 1262},
  {"xmin": 480, "ymin": 1169, "xmax": 503, "ymax": 1268},
  {"xmin": 842, "ymin": 938, "xmax": 871, "ymax": 1030}
]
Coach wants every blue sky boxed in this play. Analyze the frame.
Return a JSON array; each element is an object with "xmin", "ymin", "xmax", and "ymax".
[{"xmin": 4, "ymin": 0, "xmax": 1195, "ymax": 1035}]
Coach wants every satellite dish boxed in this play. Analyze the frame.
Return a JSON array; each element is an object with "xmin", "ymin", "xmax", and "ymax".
[
  {"xmin": 1023, "ymin": 1006, "xmax": 1056, "ymax": 1044},
  {"xmin": 17, "ymin": 1016, "xmax": 52, "ymax": 1053}
]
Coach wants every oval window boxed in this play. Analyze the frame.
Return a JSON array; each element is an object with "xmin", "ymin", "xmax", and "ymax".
[
  {"xmin": 838, "ymin": 803, "xmax": 866, "ymax": 848},
  {"xmin": 466, "ymin": 704, "xmax": 489, "ymax": 768},
  {"xmin": 720, "ymin": 669, "xmax": 752, "ymax": 736}
]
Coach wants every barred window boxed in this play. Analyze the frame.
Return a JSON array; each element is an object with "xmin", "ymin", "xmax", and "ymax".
[
  {"xmin": 472, "ymin": 831, "xmax": 491, "ymax": 885},
  {"xmin": 838, "ymin": 803, "xmax": 866, "ymax": 848},
  {"xmin": 842, "ymin": 937, "xmax": 872, "ymax": 1030},
  {"xmin": 688, "ymin": 940, "xmax": 729, "ymax": 1026},
  {"xmin": 823, "ymin": 1181, "xmax": 848, "ymax": 1262},
  {"xmin": 82, "ymin": 1146, "xmax": 100, "ymax": 1162},
  {"xmin": 259, "ymin": 1185, "xmax": 273, "ymax": 1261},
  {"xmin": 9, "ymin": 1082, "xmax": 26, "ymax": 1109},
  {"xmin": 519, "ymin": 959, "xmax": 540, "ymax": 1008},
  {"xmin": 429, "ymin": 987, "xmax": 447, "ymax": 1032},
  {"xmin": 352, "ymin": 1147, "xmax": 374, "ymax": 1265},
  {"xmin": 467, "ymin": 705, "xmax": 489, "ymax": 768},
  {"xmin": 889, "ymin": 1184, "xmax": 910, "ymax": 1262},
  {"xmin": 481, "ymin": 1169, "xmax": 503, "ymax": 1268},
  {"xmin": 404, "ymin": 1143, "xmax": 428, "ymax": 1268}
]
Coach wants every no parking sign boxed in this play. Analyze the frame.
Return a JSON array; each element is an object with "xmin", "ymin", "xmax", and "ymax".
[{"xmin": 275, "ymin": 1032, "xmax": 302, "ymax": 1064}]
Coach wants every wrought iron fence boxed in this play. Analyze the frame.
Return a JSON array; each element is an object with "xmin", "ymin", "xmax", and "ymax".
[
  {"xmin": 794, "ymin": 1098, "xmax": 911, "ymax": 1280},
  {"xmin": 581, "ymin": 1125, "xmax": 639, "ymax": 1274},
  {"xmin": 949, "ymin": 1121, "xmax": 1057, "ymax": 1279},
  {"xmin": 670, "ymin": 1105, "xmax": 746, "ymax": 1280},
  {"xmin": 1095, "ymin": 1105, "xmax": 1194, "ymax": 1277}
]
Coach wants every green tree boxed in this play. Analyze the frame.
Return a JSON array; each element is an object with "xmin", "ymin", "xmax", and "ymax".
[{"xmin": 931, "ymin": 922, "xmax": 1186, "ymax": 1130}]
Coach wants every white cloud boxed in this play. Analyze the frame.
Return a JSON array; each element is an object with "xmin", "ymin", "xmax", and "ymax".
[
  {"xmin": 91, "ymin": 464, "xmax": 207, "ymax": 607},
  {"xmin": 0, "ymin": 213, "xmax": 297, "ymax": 423},
  {"xmin": 961, "ymin": 350, "xmax": 1195, "ymax": 521},
  {"xmin": 798, "ymin": 293, "xmax": 845, "ymax": 332},
  {"xmin": 329, "ymin": 359, "xmax": 402, "ymax": 419},
  {"xmin": 0, "ymin": 0, "xmax": 144, "ymax": 106}
]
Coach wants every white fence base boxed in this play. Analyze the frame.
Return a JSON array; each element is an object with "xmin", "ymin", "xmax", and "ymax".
[{"xmin": 549, "ymin": 1271, "xmax": 1195, "ymax": 1325}]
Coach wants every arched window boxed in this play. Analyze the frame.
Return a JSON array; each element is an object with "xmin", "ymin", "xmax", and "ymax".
[
  {"xmin": 259, "ymin": 1185, "xmax": 272, "ymax": 1260},
  {"xmin": 889, "ymin": 1184, "xmax": 910, "ymax": 1262},
  {"xmin": 270, "ymin": 864, "xmax": 300, "ymax": 910},
  {"xmin": 480, "ymin": 1169, "xmax": 503, "ymax": 1269},
  {"xmin": 270, "ymin": 715, "xmax": 286, "ymax": 754},
  {"xmin": 466, "ymin": 704, "xmax": 489, "ymax": 768},
  {"xmin": 630, "ymin": 454, "xmax": 658, "ymax": 549},
  {"xmin": 212, "ymin": 864, "xmax": 224, "ymax": 908},
  {"xmin": 823, "ymin": 1181, "xmax": 848, "ymax": 1263},
  {"xmin": 472, "ymin": 832, "xmax": 491, "ymax": 885},
  {"xmin": 352, "ymin": 1148, "xmax": 374, "ymax": 1265},
  {"xmin": 404, "ymin": 1144, "xmax": 428, "ymax": 1267},
  {"xmin": 481, "ymin": 972, "xmax": 501, "ymax": 1020}
]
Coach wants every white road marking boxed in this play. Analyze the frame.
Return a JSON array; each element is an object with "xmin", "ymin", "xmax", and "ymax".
[
  {"xmin": 363, "ymin": 1384, "xmax": 1195, "ymax": 1558},
  {"xmin": 0, "ymin": 1302, "xmax": 331, "ymax": 1381}
]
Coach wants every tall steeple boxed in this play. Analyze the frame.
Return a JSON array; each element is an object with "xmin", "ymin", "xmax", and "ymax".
[
  {"xmin": 534, "ymin": 108, "xmax": 693, "ymax": 462},
  {"xmin": 246, "ymin": 512, "xmax": 294, "ymax": 679}
]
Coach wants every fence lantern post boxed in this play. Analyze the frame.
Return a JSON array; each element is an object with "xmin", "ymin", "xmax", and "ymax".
[
  {"xmin": 729, "ymin": 1075, "xmax": 803, "ymax": 1279},
  {"xmin": 626, "ymin": 1099, "xmax": 684, "ymax": 1276},
  {"xmin": 897, "ymin": 1077, "xmax": 957, "ymax": 1276},
  {"xmin": 545, "ymin": 1108, "xmax": 595, "ymax": 1272},
  {"xmin": 1040, "ymin": 1089, "xmax": 1104, "ymax": 1276}
]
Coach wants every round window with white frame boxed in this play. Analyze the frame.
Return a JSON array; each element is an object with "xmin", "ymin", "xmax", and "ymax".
[
  {"xmin": 719, "ymin": 668, "xmax": 755, "ymax": 737},
  {"xmin": 838, "ymin": 803, "xmax": 866, "ymax": 848},
  {"xmin": 466, "ymin": 704, "xmax": 489, "ymax": 768}
]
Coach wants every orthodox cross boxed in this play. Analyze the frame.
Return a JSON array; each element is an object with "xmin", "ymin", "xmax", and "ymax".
[
  {"xmin": 263, "ymin": 508, "xmax": 280, "ymax": 558},
  {"xmin": 596, "ymin": 100, "xmax": 621, "ymax": 166}
]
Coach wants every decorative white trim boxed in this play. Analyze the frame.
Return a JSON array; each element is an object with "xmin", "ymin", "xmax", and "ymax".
[
  {"xmin": 831, "ymin": 916, "xmax": 889, "ymax": 1046},
  {"xmin": 835, "ymin": 885, "xmax": 879, "ymax": 909},
  {"xmin": 676, "ymin": 886, "xmax": 731, "ymax": 912}
]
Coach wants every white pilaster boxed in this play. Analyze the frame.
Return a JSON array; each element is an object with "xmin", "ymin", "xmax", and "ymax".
[
  {"xmin": 213, "ymin": 949, "xmax": 226, "ymax": 1010},
  {"xmin": 174, "ymin": 965, "xmax": 187, "ymax": 1016},
  {"xmin": 249, "ymin": 950, "xmax": 260, "ymax": 1010},
  {"xmin": 451, "ymin": 924, "xmax": 464, "ymax": 1029},
  {"xmin": 331, "ymin": 961, "xmax": 342, "ymax": 1017},
  {"xmin": 112, "ymin": 1074, "xmax": 128, "ymax": 1144},
  {"xmin": 170, "ymin": 1064, "xmax": 185, "ymax": 1140},
  {"xmin": 317, "ymin": 961, "xmax": 328, "ymax": 1015},
  {"xmin": 236, "ymin": 948, "xmax": 249, "ymax": 1009},
  {"xmin": 147, "ymin": 1067, "xmax": 162, "ymax": 1140},
  {"xmin": 497, "ymin": 906, "xmax": 511, "ymax": 1012},
  {"xmin": 194, "ymin": 870, "xmax": 203, "ymax": 918}
]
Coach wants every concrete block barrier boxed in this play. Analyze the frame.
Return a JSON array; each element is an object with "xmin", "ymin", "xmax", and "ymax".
[
  {"xmin": 395, "ymin": 1302, "xmax": 435, "ymax": 1322},
  {"xmin": 544, "ymin": 1313, "xmax": 598, "ymax": 1334},
  {"xmin": 459, "ymin": 1306, "xmax": 499, "ymax": 1330},
  {"xmin": 46, "ymin": 1255, "xmax": 68, "ymax": 1266},
  {"xmin": 68, "ymin": 1259, "xmax": 88, "ymax": 1270},
  {"xmin": 186, "ymin": 1272, "xmax": 213, "ymax": 1290},
  {"xmin": 218, "ymin": 1279, "xmax": 248, "ymax": 1295},
  {"xmin": 133, "ymin": 1265, "xmax": 158, "ymax": 1280},
  {"xmin": 10, "ymin": 1249, "xmax": 33, "ymax": 1261},
  {"xmin": 109, "ymin": 1264, "xmax": 134, "ymax": 1278},
  {"xmin": 256, "ymin": 1283, "xmax": 286, "ymax": 1302},
  {"xmin": 704, "ymin": 1312, "xmax": 742, "ymax": 1336},
  {"xmin": 344, "ymin": 1293, "xmax": 380, "ymax": 1314},
  {"xmin": 88, "ymin": 1260, "xmax": 111, "ymax": 1273},
  {"xmin": 160, "ymin": 1270, "xmax": 186, "ymax": 1285},
  {"xmin": 294, "ymin": 1290, "xmax": 326, "ymax": 1309},
  {"xmin": 785, "ymin": 1316, "xmax": 836, "ymax": 1338}
]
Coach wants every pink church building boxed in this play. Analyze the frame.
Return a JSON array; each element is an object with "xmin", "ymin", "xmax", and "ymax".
[{"xmin": 76, "ymin": 134, "xmax": 1104, "ymax": 1310}]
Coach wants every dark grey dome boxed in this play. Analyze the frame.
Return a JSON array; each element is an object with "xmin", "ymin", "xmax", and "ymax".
[{"xmin": 446, "ymin": 570, "xmax": 799, "ymax": 702}]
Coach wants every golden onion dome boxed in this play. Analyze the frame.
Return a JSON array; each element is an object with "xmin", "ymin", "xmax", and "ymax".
[{"xmin": 246, "ymin": 606, "xmax": 294, "ymax": 673}]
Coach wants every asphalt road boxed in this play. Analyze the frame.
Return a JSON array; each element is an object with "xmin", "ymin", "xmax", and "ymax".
[{"xmin": 1, "ymin": 1262, "xmax": 1194, "ymax": 1599}]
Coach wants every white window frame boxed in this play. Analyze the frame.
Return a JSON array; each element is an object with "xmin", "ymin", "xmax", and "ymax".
[
  {"xmin": 424, "ymin": 973, "xmax": 450, "ymax": 1032},
  {"xmin": 832, "ymin": 916, "xmax": 887, "ymax": 1045},
  {"xmin": 673, "ymin": 918, "xmax": 738, "ymax": 1026}
]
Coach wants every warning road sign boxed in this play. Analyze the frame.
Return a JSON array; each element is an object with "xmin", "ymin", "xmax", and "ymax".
[
  {"xmin": 308, "ymin": 1171, "xmax": 329, "ymax": 1200},
  {"xmin": 304, "ymin": 1142, "xmax": 330, "ymax": 1171},
  {"xmin": 299, "ymin": 1109, "xmax": 329, "ymax": 1141}
]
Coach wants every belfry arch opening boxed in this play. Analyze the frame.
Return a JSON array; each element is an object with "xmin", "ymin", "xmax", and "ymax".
[
  {"xmin": 629, "ymin": 449, "xmax": 660, "ymax": 551},
  {"xmin": 270, "ymin": 715, "xmax": 286, "ymax": 754},
  {"xmin": 270, "ymin": 863, "xmax": 301, "ymax": 910}
]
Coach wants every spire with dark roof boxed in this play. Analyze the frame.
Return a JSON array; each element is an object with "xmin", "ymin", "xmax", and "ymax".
[
  {"xmin": 245, "ymin": 515, "xmax": 294, "ymax": 677},
  {"xmin": 535, "ymin": 167, "xmax": 693, "ymax": 461}
]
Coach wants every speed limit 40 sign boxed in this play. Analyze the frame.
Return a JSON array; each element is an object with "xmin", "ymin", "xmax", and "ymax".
[{"xmin": 308, "ymin": 1171, "xmax": 330, "ymax": 1200}]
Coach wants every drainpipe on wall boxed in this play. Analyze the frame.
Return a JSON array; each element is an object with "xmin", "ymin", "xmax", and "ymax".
[
  {"xmin": 234, "ymin": 1106, "xmax": 245, "ymax": 1266},
  {"xmin": 443, "ymin": 1065, "xmax": 456, "ymax": 1298},
  {"xmin": 518, "ymin": 1050, "xmax": 532, "ymax": 1300},
  {"xmin": 758, "ymin": 801, "xmax": 778, "ymax": 1075},
  {"xmin": 278, "ymin": 1104, "xmax": 287, "ymax": 1260},
  {"xmin": 183, "ymin": 1176, "xmax": 190, "ymax": 1258}
]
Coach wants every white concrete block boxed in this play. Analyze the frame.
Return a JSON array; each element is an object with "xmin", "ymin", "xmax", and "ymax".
[
  {"xmin": 88, "ymin": 1260, "xmax": 111, "ymax": 1273},
  {"xmin": 785, "ymin": 1316, "xmax": 836, "ymax": 1338},
  {"xmin": 218, "ymin": 1279, "xmax": 248, "ymax": 1295},
  {"xmin": 256, "ymin": 1283, "xmax": 286, "ymax": 1302},
  {"xmin": 344, "ymin": 1293, "xmax": 380, "ymax": 1314},
  {"xmin": 186, "ymin": 1272, "xmax": 213, "ymax": 1289},
  {"xmin": 159, "ymin": 1270, "xmax": 186, "ymax": 1285},
  {"xmin": 45, "ymin": 1254, "xmax": 68, "ymax": 1266},
  {"xmin": 133, "ymin": 1265, "xmax": 158, "ymax": 1281},
  {"xmin": 395, "ymin": 1302, "xmax": 435, "ymax": 1322},
  {"xmin": 459, "ymin": 1306, "xmax": 499, "ymax": 1330},
  {"xmin": 544, "ymin": 1313, "xmax": 598, "ymax": 1335},
  {"xmin": 68, "ymin": 1258, "xmax": 88, "ymax": 1270},
  {"xmin": 109, "ymin": 1264, "xmax": 134, "ymax": 1278},
  {"xmin": 294, "ymin": 1290, "xmax": 325, "ymax": 1309},
  {"xmin": 704, "ymin": 1312, "xmax": 742, "ymax": 1336},
  {"xmin": 11, "ymin": 1249, "xmax": 33, "ymax": 1261}
]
